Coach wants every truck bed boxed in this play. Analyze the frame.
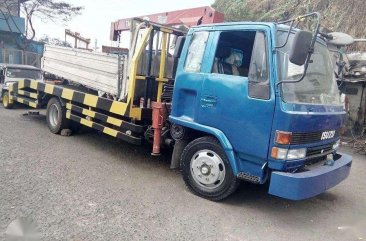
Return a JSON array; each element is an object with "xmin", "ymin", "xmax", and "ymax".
[{"xmin": 42, "ymin": 45, "xmax": 126, "ymax": 96}]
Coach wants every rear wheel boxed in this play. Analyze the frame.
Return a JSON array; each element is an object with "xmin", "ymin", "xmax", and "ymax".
[
  {"xmin": 46, "ymin": 97, "xmax": 69, "ymax": 134},
  {"xmin": 181, "ymin": 136, "xmax": 239, "ymax": 201},
  {"xmin": 2, "ymin": 91, "xmax": 13, "ymax": 109}
]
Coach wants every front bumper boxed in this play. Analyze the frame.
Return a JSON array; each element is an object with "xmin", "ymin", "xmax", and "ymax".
[{"xmin": 268, "ymin": 152, "xmax": 352, "ymax": 200}]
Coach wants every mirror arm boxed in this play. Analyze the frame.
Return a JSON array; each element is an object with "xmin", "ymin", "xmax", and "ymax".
[
  {"xmin": 276, "ymin": 12, "xmax": 321, "ymax": 89},
  {"xmin": 275, "ymin": 12, "xmax": 321, "ymax": 50},
  {"xmin": 276, "ymin": 46, "xmax": 314, "ymax": 88},
  {"xmin": 275, "ymin": 20, "xmax": 295, "ymax": 49}
]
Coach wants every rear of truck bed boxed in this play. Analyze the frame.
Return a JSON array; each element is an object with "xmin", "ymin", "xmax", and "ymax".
[{"xmin": 8, "ymin": 78, "xmax": 144, "ymax": 144}]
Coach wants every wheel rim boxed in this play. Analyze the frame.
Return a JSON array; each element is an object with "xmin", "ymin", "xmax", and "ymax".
[
  {"xmin": 3, "ymin": 94, "xmax": 8, "ymax": 107},
  {"xmin": 190, "ymin": 149, "xmax": 226, "ymax": 190},
  {"xmin": 49, "ymin": 103, "xmax": 60, "ymax": 127}
]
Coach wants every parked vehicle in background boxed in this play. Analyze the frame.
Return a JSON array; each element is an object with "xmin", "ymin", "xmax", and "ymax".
[{"xmin": 0, "ymin": 64, "xmax": 43, "ymax": 109}]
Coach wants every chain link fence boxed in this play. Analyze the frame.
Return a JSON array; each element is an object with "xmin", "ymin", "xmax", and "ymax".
[{"xmin": 0, "ymin": 48, "xmax": 42, "ymax": 68}]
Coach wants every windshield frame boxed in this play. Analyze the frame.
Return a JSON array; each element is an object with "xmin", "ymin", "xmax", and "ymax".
[{"xmin": 276, "ymin": 29, "xmax": 342, "ymax": 107}]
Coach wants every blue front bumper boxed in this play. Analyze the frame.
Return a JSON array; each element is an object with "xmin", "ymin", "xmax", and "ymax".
[{"xmin": 268, "ymin": 152, "xmax": 352, "ymax": 200}]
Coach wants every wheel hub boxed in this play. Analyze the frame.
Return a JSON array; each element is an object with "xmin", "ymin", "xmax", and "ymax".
[
  {"xmin": 49, "ymin": 104, "xmax": 60, "ymax": 127},
  {"xmin": 190, "ymin": 149, "xmax": 226, "ymax": 189},
  {"xmin": 200, "ymin": 165, "xmax": 210, "ymax": 176}
]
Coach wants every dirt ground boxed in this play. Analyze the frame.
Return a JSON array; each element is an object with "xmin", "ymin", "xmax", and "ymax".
[{"xmin": 0, "ymin": 107, "xmax": 365, "ymax": 241}]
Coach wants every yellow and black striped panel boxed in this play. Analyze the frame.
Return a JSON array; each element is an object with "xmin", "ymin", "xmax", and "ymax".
[
  {"xmin": 17, "ymin": 90, "xmax": 38, "ymax": 99},
  {"xmin": 10, "ymin": 79, "xmax": 139, "ymax": 119},
  {"xmin": 9, "ymin": 96, "xmax": 38, "ymax": 108},
  {"xmin": 66, "ymin": 111, "xmax": 142, "ymax": 145},
  {"xmin": 66, "ymin": 103, "xmax": 144, "ymax": 133}
]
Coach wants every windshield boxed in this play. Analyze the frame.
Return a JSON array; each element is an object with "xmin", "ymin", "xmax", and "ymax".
[
  {"xmin": 6, "ymin": 68, "xmax": 42, "ymax": 80},
  {"xmin": 277, "ymin": 30, "xmax": 341, "ymax": 106}
]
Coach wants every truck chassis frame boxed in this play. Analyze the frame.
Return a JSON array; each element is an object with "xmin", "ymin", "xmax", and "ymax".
[{"xmin": 9, "ymin": 79, "xmax": 144, "ymax": 144}]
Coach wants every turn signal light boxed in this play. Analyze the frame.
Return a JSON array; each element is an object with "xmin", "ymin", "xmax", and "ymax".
[{"xmin": 275, "ymin": 131, "xmax": 292, "ymax": 145}]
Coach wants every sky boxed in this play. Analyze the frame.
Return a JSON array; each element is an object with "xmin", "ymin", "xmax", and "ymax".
[{"xmin": 30, "ymin": 0, "xmax": 214, "ymax": 49}]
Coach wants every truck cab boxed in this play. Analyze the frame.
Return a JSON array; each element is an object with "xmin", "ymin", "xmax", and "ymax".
[
  {"xmin": 170, "ymin": 17, "xmax": 352, "ymax": 200},
  {"xmin": 0, "ymin": 64, "xmax": 43, "ymax": 108}
]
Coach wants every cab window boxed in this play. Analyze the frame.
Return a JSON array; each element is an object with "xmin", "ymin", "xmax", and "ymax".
[
  {"xmin": 248, "ymin": 31, "xmax": 270, "ymax": 99},
  {"xmin": 211, "ymin": 31, "xmax": 256, "ymax": 77},
  {"xmin": 249, "ymin": 32, "xmax": 269, "ymax": 83},
  {"xmin": 184, "ymin": 31, "xmax": 209, "ymax": 73},
  {"xmin": 211, "ymin": 30, "xmax": 270, "ymax": 99}
]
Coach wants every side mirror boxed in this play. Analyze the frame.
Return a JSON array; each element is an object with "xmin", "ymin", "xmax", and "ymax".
[
  {"xmin": 289, "ymin": 30, "xmax": 313, "ymax": 66},
  {"xmin": 173, "ymin": 36, "xmax": 186, "ymax": 58}
]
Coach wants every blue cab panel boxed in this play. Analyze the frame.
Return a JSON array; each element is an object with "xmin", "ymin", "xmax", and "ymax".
[
  {"xmin": 170, "ymin": 21, "xmax": 352, "ymax": 199},
  {"xmin": 170, "ymin": 23, "xmax": 277, "ymax": 181}
]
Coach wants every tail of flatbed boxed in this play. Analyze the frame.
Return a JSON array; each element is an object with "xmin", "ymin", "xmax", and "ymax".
[{"xmin": 8, "ymin": 79, "xmax": 144, "ymax": 144}]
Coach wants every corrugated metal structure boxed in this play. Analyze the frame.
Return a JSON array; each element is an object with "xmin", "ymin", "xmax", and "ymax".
[{"xmin": 0, "ymin": 0, "xmax": 25, "ymax": 34}]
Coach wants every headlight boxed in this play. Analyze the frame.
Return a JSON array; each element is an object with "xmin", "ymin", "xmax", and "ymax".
[
  {"xmin": 332, "ymin": 140, "xmax": 340, "ymax": 150},
  {"xmin": 271, "ymin": 147, "xmax": 307, "ymax": 160},
  {"xmin": 287, "ymin": 148, "xmax": 307, "ymax": 160}
]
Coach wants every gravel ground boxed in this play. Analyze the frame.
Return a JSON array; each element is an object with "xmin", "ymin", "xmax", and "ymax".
[{"xmin": 0, "ymin": 107, "xmax": 365, "ymax": 241}]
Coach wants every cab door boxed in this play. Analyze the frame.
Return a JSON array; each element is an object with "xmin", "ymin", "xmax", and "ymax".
[
  {"xmin": 170, "ymin": 29, "xmax": 215, "ymax": 121},
  {"xmin": 198, "ymin": 28, "xmax": 276, "ymax": 167}
]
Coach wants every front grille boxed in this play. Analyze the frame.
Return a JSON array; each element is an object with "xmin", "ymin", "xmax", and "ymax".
[
  {"xmin": 284, "ymin": 143, "xmax": 336, "ymax": 171},
  {"xmin": 306, "ymin": 143, "xmax": 334, "ymax": 158},
  {"xmin": 291, "ymin": 130, "xmax": 340, "ymax": 145},
  {"xmin": 304, "ymin": 156, "xmax": 327, "ymax": 167}
]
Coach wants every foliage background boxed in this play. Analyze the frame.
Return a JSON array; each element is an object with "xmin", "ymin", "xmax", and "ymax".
[{"xmin": 212, "ymin": 0, "xmax": 366, "ymax": 50}]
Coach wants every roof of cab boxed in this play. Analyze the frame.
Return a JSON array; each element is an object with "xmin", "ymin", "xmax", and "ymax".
[
  {"xmin": 190, "ymin": 22, "xmax": 327, "ymax": 45},
  {"xmin": 189, "ymin": 22, "xmax": 290, "ymax": 34},
  {"xmin": 190, "ymin": 21, "xmax": 277, "ymax": 29},
  {"xmin": 0, "ymin": 64, "xmax": 41, "ymax": 70},
  {"xmin": 189, "ymin": 21, "xmax": 306, "ymax": 34}
]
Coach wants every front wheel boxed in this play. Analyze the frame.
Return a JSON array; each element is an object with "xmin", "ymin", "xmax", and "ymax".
[
  {"xmin": 2, "ymin": 91, "xmax": 13, "ymax": 109},
  {"xmin": 46, "ymin": 97, "xmax": 69, "ymax": 134},
  {"xmin": 181, "ymin": 136, "xmax": 239, "ymax": 201}
]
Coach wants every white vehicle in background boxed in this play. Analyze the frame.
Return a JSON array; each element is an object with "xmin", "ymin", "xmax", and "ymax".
[{"xmin": 0, "ymin": 64, "xmax": 44, "ymax": 109}]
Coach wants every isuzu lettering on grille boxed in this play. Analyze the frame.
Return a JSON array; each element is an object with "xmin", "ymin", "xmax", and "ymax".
[{"xmin": 321, "ymin": 130, "xmax": 335, "ymax": 140}]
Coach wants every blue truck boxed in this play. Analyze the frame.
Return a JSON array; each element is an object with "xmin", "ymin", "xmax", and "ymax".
[{"xmin": 3, "ymin": 13, "xmax": 352, "ymax": 201}]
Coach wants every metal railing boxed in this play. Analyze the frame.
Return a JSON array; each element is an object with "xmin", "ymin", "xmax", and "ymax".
[{"xmin": 0, "ymin": 48, "xmax": 42, "ymax": 68}]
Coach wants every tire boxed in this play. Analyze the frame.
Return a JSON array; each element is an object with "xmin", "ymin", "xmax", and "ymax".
[
  {"xmin": 46, "ymin": 97, "xmax": 69, "ymax": 134},
  {"xmin": 181, "ymin": 136, "xmax": 239, "ymax": 201},
  {"xmin": 2, "ymin": 91, "xmax": 13, "ymax": 109}
]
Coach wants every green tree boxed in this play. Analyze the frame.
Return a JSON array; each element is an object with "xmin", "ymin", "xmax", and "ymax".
[
  {"xmin": 213, "ymin": 0, "xmax": 366, "ymax": 42},
  {"xmin": 21, "ymin": 0, "xmax": 84, "ymax": 40}
]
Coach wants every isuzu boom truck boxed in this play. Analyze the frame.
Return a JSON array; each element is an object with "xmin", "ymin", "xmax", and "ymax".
[{"xmin": 3, "ymin": 13, "xmax": 352, "ymax": 201}]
